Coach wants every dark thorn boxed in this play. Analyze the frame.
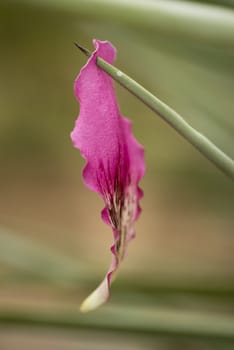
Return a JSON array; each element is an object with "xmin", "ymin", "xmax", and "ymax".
[{"xmin": 73, "ymin": 42, "xmax": 91, "ymax": 57}]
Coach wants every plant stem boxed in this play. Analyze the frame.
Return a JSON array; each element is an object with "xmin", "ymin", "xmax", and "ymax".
[
  {"xmin": 98, "ymin": 58, "xmax": 234, "ymax": 179},
  {"xmin": 76, "ymin": 44, "xmax": 234, "ymax": 179}
]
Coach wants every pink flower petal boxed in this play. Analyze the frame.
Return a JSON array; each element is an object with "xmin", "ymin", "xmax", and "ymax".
[{"xmin": 71, "ymin": 39, "xmax": 145, "ymax": 312}]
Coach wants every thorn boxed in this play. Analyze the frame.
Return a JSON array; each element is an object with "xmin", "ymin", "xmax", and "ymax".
[{"xmin": 73, "ymin": 42, "xmax": 91, "ymax": 57}]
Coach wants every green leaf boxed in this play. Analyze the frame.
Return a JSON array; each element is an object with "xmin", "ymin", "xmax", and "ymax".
[
  {"xmin": 16, "ymin": 0, "xmax": 234, "ymax": 46},
  {"xmin": 0, "ymin": 306, "xmax": 234, "ymax": 341}
]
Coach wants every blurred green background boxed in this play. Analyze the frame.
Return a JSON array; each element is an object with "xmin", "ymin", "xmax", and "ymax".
[{"xmin": 0, "ymin": 0, "xmax": 234, "ymax": 349}]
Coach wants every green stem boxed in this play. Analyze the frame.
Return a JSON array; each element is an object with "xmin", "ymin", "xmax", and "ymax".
[
  {"xmin": 75, "ymin": 43, "xmax": 234, "ymax": 178},
  {"xmin": 96, "ymin": 57, "xmax": 234, "ymax": 179}
]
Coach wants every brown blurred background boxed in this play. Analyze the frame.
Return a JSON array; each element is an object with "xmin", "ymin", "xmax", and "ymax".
[{"xmin": 0, "ymin": 0, "xmax": 234, "ymax": 349}]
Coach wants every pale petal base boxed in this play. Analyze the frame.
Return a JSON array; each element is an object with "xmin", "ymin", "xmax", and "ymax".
[{"xmin": 80, "ymin": 279, "xmax": 109, "ymax": 313}]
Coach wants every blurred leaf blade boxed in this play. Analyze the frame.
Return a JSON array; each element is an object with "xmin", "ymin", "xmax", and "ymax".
[
  {"xmin": 14, "ymin": 0, "xmax": 234, "ymax": 46},
  {"xmin": 0, "ymin": 227, "xmax": 87, "ymax": 284},
  {"xmin": 0, "ymin": 228, "xmax": 234, "ymax": 298},
  {"xmin": 0, "ymin": 306, "xmax": 234, "ymax": 341}
]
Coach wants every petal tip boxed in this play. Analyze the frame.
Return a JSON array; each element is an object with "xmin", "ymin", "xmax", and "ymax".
[{"xmin": 80, "ymin": 280, "xmax": 109, "ymax": 313}]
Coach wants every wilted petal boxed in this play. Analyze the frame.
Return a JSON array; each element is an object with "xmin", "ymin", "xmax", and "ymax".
[{"xmin": 71, "ymin": 39, "xmax": 145, "ymax": 312}]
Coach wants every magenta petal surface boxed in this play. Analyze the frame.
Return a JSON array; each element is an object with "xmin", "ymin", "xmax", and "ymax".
[{"xmin": 71, "ymin": 40, "xmax": 145, "ymax": 312}]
